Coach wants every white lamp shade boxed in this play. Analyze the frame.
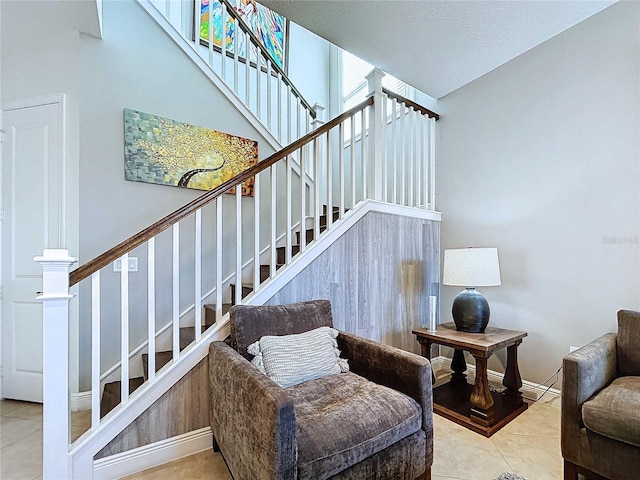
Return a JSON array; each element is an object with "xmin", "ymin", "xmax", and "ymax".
[{"xmin": 442, "ymin": 247, "xmax": 501, "ymax": 287}]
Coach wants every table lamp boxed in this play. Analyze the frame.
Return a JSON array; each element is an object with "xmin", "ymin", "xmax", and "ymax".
[{"xmin": 442, "ymin": 247, "xmax": 501, "ymax": 333}]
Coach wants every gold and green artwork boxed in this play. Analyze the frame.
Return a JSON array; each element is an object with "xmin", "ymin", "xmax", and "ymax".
[{"xmin": 124, "ymin": 108, "xmax": 258, "ymax": 195}]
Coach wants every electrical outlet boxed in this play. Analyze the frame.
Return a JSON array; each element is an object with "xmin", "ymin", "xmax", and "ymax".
[
  {"xmin": 570, "ymin": 345, "xmax": 579, "ymax": 353},
  {"xmin": 113, "ymin": 257, "xmax": 138, "ymax": 272}
]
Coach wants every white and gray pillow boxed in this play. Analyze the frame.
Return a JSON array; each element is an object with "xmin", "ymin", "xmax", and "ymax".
[{"xmin": 247, "ymin": 326, "xmax": 349, "ymax": 388}]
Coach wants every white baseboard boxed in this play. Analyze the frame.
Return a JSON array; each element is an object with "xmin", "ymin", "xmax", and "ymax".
[
  {"xmin": 93, "ymin": 427, "xmax": 213, "ymax": 480},
  {"xmin": 71, "ymin": 391, "xmax": 92, "ymax": 412},
  {"xmin": 431, "ymin": 355, "xmax": 561, "ymax": 402}
]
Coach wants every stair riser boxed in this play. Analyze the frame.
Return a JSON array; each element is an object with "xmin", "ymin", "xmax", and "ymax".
[
  {"xmin": 230, "ymin": 284, "xmax": 253, "ymax": 303},
  {"xmin": 276, "ymin": 245, "xmax": 301, "ymax": 265}
]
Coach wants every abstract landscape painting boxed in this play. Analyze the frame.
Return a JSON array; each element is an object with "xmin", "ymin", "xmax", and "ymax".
[
  {"xmin": 199, "ymin": 0, "xmax": 286, "ymax": 69},
  {"xmin": 124, "ymin": 109, "xmax": 258, "ymax": 195}
]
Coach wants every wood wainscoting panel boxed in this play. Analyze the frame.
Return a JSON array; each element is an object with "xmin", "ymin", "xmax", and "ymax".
[
  {"xmin": 266, "ymin": 210, "xmax": 441, "ymax": 354},
  {"xmin": 95, "ymin": 357, "xmax": 209, "ymax": 459}
]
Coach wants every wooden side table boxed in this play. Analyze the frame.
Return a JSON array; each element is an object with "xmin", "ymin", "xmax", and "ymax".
[{"xmin": 413, "ymin": 322, "xmax": 528, "ymax": 437}]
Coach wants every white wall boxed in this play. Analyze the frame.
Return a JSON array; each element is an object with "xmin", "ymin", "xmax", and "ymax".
[
  {"xmin": 78, "ymin": 0, "xmax": 279, "ymax": 261},
  {"xmin": 437, "ymin": 1, "xmax": 640, "ymax": 386},
  {"xmin": 287, "ymin": 21, "xmax": 330, "ymax": 114}
]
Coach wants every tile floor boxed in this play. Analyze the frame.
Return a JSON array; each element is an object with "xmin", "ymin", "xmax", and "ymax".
[{"xmin": 1, "ymin": 392, "xmax": 562, "ymax": 480}]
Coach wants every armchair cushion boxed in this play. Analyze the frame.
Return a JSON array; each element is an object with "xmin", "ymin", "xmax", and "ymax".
[
  {"xmin": 582, "ymin": 376, "xmax": 640, "ymax": 448},
  {"xmin": 248, "ymin": 326, "xmax": 349, "ymax": 388},
  {"xmin": 287, "ymin": 371, "xmax": 423, "ymax": 480},
  {"xmin": 617, "ymin": 309, "xmax": 640, "ymax": 375}
]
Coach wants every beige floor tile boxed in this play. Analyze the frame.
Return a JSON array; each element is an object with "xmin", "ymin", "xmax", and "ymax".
[
  {"xmin": 0, "ymin": 416, "xmax": 42, "ymax": 449},
  {"xmin": 495, "ymin": 403, "xmax": 560, "ymax": 438},
  {"xmin": 70, "ymin": 409, "xmax": 92, "ymax": 442},
  {"xmin": 432, "ymin": 415, "xmax": 511, "ymax": 480},
  {"xmin": 534, "ymin": 393, "xmax": 562, "ymax": 409},
  {"xmin": 0, "ymin": 400, "xmax": 43, "ymax": 422},
  {"xmin": 0, "ymin": 430, "xmax": 43, "ymax": 480},
  {"xmin": 490, "ymin": 432, "xmax": 562, "ymax": 480},
  {"xmin": 120, "ymin": 449, "xmax": 231, "ymax": 480}
]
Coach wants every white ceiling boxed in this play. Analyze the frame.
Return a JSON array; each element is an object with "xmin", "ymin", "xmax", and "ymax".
[{"xmin": 261, "ymin": 0, "xmax": 617, "ymax": 99}]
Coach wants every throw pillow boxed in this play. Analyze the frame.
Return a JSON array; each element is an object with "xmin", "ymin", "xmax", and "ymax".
[
  {"xmin": 617, "ymin": 309, "xmax": 640, "ymax": 375},
  {"xmin": 247, "ymin": 326, "xmax": 349, "ymax": 388}
]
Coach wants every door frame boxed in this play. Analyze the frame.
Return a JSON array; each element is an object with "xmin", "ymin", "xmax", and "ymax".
[{"xmin": 1, "ymin": 93, "xmax": 80, "ymax": 400}]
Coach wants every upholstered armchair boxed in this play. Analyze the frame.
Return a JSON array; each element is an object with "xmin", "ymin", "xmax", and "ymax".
[
  {"xmin": 208, "ymin": 300, "xmax": 433, "ymax": 480},
  {"xmin": 562, "ymin": 310, "xmax": 640, "ymax": 480}
]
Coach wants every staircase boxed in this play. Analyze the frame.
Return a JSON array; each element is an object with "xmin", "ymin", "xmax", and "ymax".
[
  {"xmin": 36, "ymin": 1, "xmax": 440, "ymax": 478},
  {"xmin": 99, "ymin": 205, "xmax": 343, "ymax": 418}
]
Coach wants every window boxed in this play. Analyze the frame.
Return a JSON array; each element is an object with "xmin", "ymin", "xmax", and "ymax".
[{"xmin": 341, "ymin": 50, "xmax": 411, "ymax": 112}]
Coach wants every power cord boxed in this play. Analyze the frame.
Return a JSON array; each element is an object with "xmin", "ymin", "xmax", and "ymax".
[{"xmin": 531, "ymin": 366, "xmax": 562, "ymax": 403}]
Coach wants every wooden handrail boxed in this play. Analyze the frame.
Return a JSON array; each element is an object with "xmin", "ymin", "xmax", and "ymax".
[
  {"xmin": 382, "ymin": 88, "xmax": 439, "ymax": 120},
  {"xmin": 68, "ymin": 96, "xmax": 374, "ymax": 286},
  {"xmin": 218, "ymin": 0, "xmax": 316, "ymax": 118}
]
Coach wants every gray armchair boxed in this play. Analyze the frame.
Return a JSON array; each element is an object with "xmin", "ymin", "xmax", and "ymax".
[
  {"xmin": 208, "ymin": 300, "xmax": 433, "ymax": 480},
  {"xmin": 562, "ymin": 309, "xmax": 640, "ymax": 480}
]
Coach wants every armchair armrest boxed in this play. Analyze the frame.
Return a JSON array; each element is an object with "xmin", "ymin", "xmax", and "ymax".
[
  {"xmin": 209, "ymin": 341, "xmax": 296, "ymax": 480},
  {"xmin": 337, "ymin": 331, "xmax": 433, "ymax": 432},
  {"xmin": 561, "ymin": 333, "xmax": 617, "ymax": 458}
]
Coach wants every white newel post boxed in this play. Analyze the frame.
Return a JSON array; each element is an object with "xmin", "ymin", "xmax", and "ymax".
[
  {"xmin": 35, "ymin": 249, "xmax": 77, "ymax": 480},
  {"xmin": 366, "ymin": 68, "xmax": 386, "ymax": 201},
  {"xmin": 311, "ymin": 102, "xmax": 325, "ymax": 130}
]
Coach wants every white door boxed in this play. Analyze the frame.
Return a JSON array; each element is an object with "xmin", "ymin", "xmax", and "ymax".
[{"xmin": 2, "ymin": 98, "xmax": 65, "ymax": 402}]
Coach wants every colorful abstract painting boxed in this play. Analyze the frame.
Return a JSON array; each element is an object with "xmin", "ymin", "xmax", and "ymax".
[
  {"xmin": 124, "ymin": 109, "xmax": 258, "ymax": 195},
  {"xmin": 199, "ymin": 0, "xmax": 286, "ymax": 69}
]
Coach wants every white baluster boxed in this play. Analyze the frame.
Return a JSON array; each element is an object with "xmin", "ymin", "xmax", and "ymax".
[
  {"xmin": 233, "ymin": 21, "xmax": 239, "ymax": 94},
  {"xmin": 286, "ymin": 85, "xmax": 292, "ymax": 145},
  {"xmin": 391, "ymin": 98, "xmax": 398, "ymax": 204},
  {"xmin": 361, "ymin": 109, "xmax": 367, "ymax": 200},
  {"xmin": 277, "ymin": 73, "xmax": 283, "ymax": 143},
  {"xmin": 172, "ymin": 225, "xmax": 180, "ymax": 359},
  {"xmin": 253, "ymin": 173, "xmax": 261, "ymax": 289},
  {"xmin": 235, "ymin": 186, "xmax": 242, "ymax": 305},
  {"xmin": 408, "ymin": 108, "xmax": 415, "ymax": 207},
  {"xmin": 91, "ymin": 272, "xmax": 100, "ymax": 429},
  {"xmin": 418, "ymin": 113, "xmax": 429, "ymax": 208},
  {"xmin": 195, "ymin": 0, "xmax": 202, "ymax": 51},
  {"xmin": 339, "ymin": 122, "xmax": 345, "ymax": 217},
  {"xmin": 207, "ymin": 0, "xmax": 214, "ymax": 68},
  {"xmin": 266, "ymin": 61, "xmax": 272, "ymax": 131},
  {"xmin": 270, "ymin": 165, "xmax": 277, "ymax": 275},
  {"xmin": 121, "ymin": 252, "xmax": 130, "ymax": 403},
  {"xmin": 382, "ymin": 99, "xmax": 389, "ymax": 202},
  {"xmin": 414, "ymin": 110, "xmax": 424, "ymax": 207},
  {"xmin": 314, "ymin": 137, "xmax": 321, "ymax": 240},
  {"xmin": 429, "ymin": 116, "xmax": 436, "ymax": 209},
  {"xmin": 350, "ymin": 115, "xmax": 356, "ymax": 208},
  {"xmin": 300, "ymin": 144, "xmax": 307, "ymax": 251},
  {"xmin": 326, "ymin": 131, "xmax": 333, "ymax": 229},
  {"xmin": 147, "ymin": 238, "xmax": 156, "ymax": 380},
  {"xmin": 296, "ymin": 97, "xmax": 301, "ymax": 142},
  {"xmin": 221, "ymin": 3, "xmax": 227, "ymax": 82},
  {"xmin": 286, "ymin": 155, "xmax": 292, "ymax": 263},
  {"xmin": 216, "ymin": 198, "xmax": 223, "ymax": 322},
  {"xmin": 245, "ymin": 31, "xmax": 250, "ymax": 105},
  {"xmin": 400, "ymin": 103, "xmax": 406, "ymax": 205},
  {"xmin": 256, "ymin": 51, "xmax": 262, "ymax": 122},
  {"xmin": 195, "ymin": 209, "xmax": 202, "ymax": 342}
]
